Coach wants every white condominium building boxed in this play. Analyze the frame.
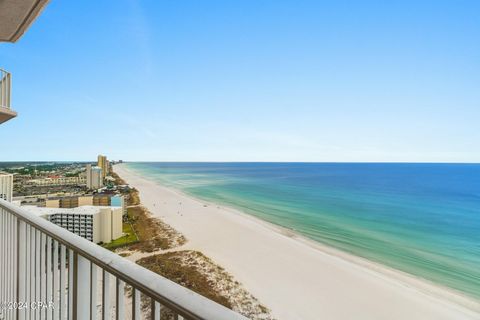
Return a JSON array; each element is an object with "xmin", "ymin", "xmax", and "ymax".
[
  {"xmin": 86, "ymin": 164, "xmax": 103, "ymax": 189},
  {"xmin": 0, "ymin": 172, "xmax": 13, "ymax": 202},
  {"xmin": 23, "ymin": 205, "xmax": 123, "ymax": 244}
]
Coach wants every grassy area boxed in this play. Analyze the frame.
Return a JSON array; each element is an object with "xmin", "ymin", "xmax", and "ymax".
[
  {"xmin": 126, "ymin": 206, "xmax": 186, "ymax": 252},
  {"xmin": 136, "ymin": 251, "xmax": 272, "ymax": 319},
  {"xmin": 137, "ymin": 251, "xmax": 232, "ymax": 309},
  {"xmin": 102, "ymin": 221, "xmax": 139, "ymax": 250},
  {"xmin": 127, "ymin": 188, "xmax": 140, "ymax": 206},
  {"xmin": 110, "ymin": 170, "xmax": 126, "ymax": 185},
  {"xmin": 110, "ymin": 169, "xmax": 140, "ymax": 205}
]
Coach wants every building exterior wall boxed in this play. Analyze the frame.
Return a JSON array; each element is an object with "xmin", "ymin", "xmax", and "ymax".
[
  {"xmin": 86, "ymin": 164, "xmax": 91, "ymax": 188},
  {"xmin": 46, "ymin": 197, "xmax": 82, "ymax": 208},
  {"xmin": 92, "ymin": 168, "xmax": 102, "ymax": 187},
  {"xmin": 45, "ymin": 199, "xmax": 60, "ymax": 208},
  {"xmin": 47, "ymin": 213, "xmax": 94, "ymax": 242},
  {"xmin": 92, "ymin": 207, "xmax": 122, "ymax": 243},
  {"xmin": 27, "ymin": 176, "xmax": 86, "ymax": 186},
  {"xmin": 60, "ymin": 197, "xmax": 79, "ymax": 208},
  {"xmin": 93, "ymin": 195, "xmax": 110, "ymax": 206},
  {"xmin": 28, "ymin": 205, "xmax": 123, "ymax": 244},
  {"xmin": 78, "ymin": 195, "xmax": 93, "ymax": 206},
  {"xmin": 99, "ymin": 208, "xmax": 112, "ymax": 243},
  {"xmin": 111, "ymin": 195, "xmax": 126, "ymax": 215},
  {"xmin": 92, "ymin": 213, "xmax": 100, "ymax": 243},
  {"xmin": 46, "ymin": 195, "xmax": 122, "ymax": 210},
  {"xmin": 111, "ymin": 207, "xmax": 123, "ymax": 240},
  {"xmin": 86, "ymin": 164, "xmax": 103, "ymax": 189},
  {"xmin": 97, "ymin": 155, "xmax": 109, "ymax": 178},
  {"xmin": 0, "ymin": 173, "xmax": 13, "ymax": 202}
]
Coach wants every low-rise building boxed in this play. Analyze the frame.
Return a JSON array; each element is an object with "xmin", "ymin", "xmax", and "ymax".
[
  {"xmin": 23, "ymin": 205, "xmax": 123, "ymax": 244},
  {"xmin": 45, "ymin": 194, "xmax": 126, "ymax": 215},
  {"xmin": 45, "ymin": 199, "xmax": 60, "ymax": 208},
  {"xmin": 78, "ymin": 195, "xmax": 94, "ymax": 206},
  {"xmin": 27, "ymin": 176, "xmax": 86, "ymax": 186}
]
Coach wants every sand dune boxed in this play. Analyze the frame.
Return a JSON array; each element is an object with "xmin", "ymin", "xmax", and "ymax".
[{"xmin": 115, "ymin": 164, "xmax": 480, "ymax": 320}]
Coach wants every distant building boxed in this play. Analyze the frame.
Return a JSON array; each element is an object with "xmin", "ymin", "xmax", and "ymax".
[
  {"xmin": 45, "ymin": 199, "xmax": 60, "ymax": 208},
  {"xmin": 93, "ymin": 195, "xmax": 110, "ymax": 206},
  {"xmin": 23, "ymin": 205, "xmax": 123, "ymax": 244},
  {"xmin": 86, "ymin": 164, "xmax": 103, "ymax": 189},
  {"xmin": 0, "ymin": 172, "xmax": 13, "ymax": 202},
  {"xmin": 78, "ymin": 195, "xmax": 94, "ymax": 206},
  {"xmin": 27, "ymin": 176, "xmax": 86, "ymax": 186},
  {"xmin": 97, "ymin": 155, "xmax": 109, "ymax": 178},
  {"xmin": 45, "ymin": 194, "xmax": 126, "ymax": 215}
]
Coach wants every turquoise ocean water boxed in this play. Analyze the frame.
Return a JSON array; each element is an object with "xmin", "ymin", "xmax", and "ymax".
[{"xmin": 125, "ymin": 162, "xmax": 480, "ymax": 299}]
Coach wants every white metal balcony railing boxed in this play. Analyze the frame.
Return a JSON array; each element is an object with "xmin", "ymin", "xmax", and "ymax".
[
  {"xmin": 0, "ymin": 69, "xmax": 11, "ymax": 109},
  {"xmin": 0, "ymin": 199, "xmax": 247, "ymax": 320}
]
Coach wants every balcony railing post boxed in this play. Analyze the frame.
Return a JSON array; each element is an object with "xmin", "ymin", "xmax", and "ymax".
[
  {"xmin": 73, "ymin": 253, "xmax": 90, "ymax": 320},
  {"xmin": 3, "ymin": 71, "xmax": 9, "ymax": 109},
  {"xmin": 0, "ymin": 209, "xmax": 4, "ymax": 320},
  {"xmin": 0, "ymin": 69, "xmax": 10, "ymax": 109},
  {"xmin": 6, "ymin": 72, "xmax": 11, "ymax": 109},
  {"xmin": 17, "ymin": 219, "xmax": 26, "ymax": 320}
]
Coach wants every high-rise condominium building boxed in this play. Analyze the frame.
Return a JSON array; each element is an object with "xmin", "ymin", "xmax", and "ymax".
[
  {"xmin": 86, "ymin": 164, "xmax": 103, "ymax": 189},
  {"xmin": 97, "ymin": 155, "xmax": 109, "ymax": 178},
  {"xmin": 0, "ymin": 172, "xmax": 13, "ymax": 202}
]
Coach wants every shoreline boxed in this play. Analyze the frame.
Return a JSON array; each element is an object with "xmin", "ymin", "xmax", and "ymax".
[
  {"xmin": 115, "ymin": 163, "xmax": 480, "ymax": 320},
  {"xmin": 138, "ymin": 178, "xmax": 480, "ymax": 310}
]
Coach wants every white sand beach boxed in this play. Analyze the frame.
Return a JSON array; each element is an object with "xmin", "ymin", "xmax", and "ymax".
[{"xmin": 115, "ymin": 164, "xmax": 480, "ymax": 320}]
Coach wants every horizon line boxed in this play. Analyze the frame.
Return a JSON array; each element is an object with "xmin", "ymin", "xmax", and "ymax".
[{"xmin": 1, "ymin": 160, "xmax": 480, "ymax": 165}]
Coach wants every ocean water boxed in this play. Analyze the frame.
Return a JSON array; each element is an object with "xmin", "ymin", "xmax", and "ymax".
[{"xmin": 125, "ymin": 162, "xmax": 480, "ymax": 299}]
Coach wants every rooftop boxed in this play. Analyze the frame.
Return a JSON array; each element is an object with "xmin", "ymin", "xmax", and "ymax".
[{"xmin": 23, "ymin": 204, "xmax": 121, "ymax": 216}]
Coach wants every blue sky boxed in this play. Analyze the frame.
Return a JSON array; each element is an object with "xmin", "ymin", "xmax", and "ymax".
[{"xmin": 0, "ymin": 0, "xmax": 479, "ymax": 162}]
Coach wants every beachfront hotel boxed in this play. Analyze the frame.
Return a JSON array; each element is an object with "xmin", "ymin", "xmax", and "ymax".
[
  {"xmin": 44, "ymin": 194, "xmax": 127, "ymax": 216},
  {"xmin": 0, "ymin": 2, "xmax": 245, "ymax": 320},
  {"xmin": 23, "ymin": 205, "xmax": 123, "ymax": 244}
]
